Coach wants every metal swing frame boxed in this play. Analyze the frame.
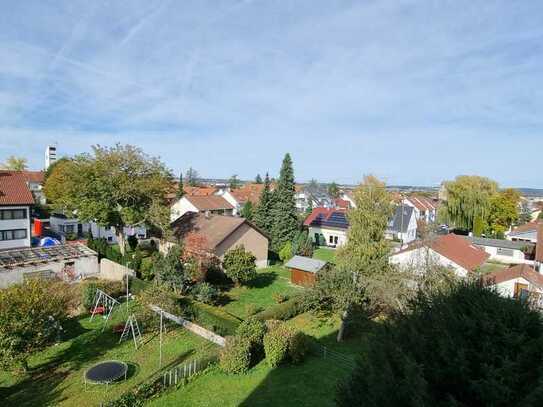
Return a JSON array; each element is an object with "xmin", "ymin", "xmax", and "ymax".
[
  {"xmin": 90, "ymin": 289, "xmax": 120, "ymax": 332},
  {"xmin": 118, "ymin": 314, "xmax": 143, "ymax": 349}
]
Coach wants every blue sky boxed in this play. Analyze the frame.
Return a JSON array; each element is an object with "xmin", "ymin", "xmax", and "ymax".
[{"xmin": 1, "ymin": 1, "xmax": 542, "ymax": 187}]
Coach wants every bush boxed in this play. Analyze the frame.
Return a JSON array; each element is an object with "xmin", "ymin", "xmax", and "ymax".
[
  {"xmin": 65, "ymin": 232, "xmax": 77, "ymax": 241},
  {"xmin": 245, "ymin": 304, "xmax": 263, "ymax": 317},
  {"xmin": 219, "ymin": 336, "xmax": 252, "ymax": 374},
  {"xmin": 255, "ymin": 296, "xmax": 304, "ymax": 321},
  {"xmin": 272, "ymin": 292, "xmax": 288, "ymax": 304},
  {"xmin": 337, "ymin": 282, "xmax": 543, "ymax": 407},
  {"xmin": 81, "ymin": 280, "xmax": 124, "ymax": 310},
  {"xmin": 136, "ymin": 285, "xmax": 182, "ymax": 330},
  {"xmin": 263, "ymin": 324, "xmax": 292, "ymax": 367},
  {"xmin": 278, "ymin": 241, "xmax": 293, "ymax": 263},
  {"xmin": 288, "ymin": 331, "xmax": 309, "ymax": 364},
  {"xmin": 191, "ymin": 282, "xmax": 218, "ymax": 305},
  {"xmin": 222, "ymin": 245, "xmax": 257, "ymax": 286},
  {"xmin": 140, "ymin": 256, "xmax": 155, "ymax": 281},
  {"xmin": 127, "ymin": 235, "xmax": 138, "ymax": 251},
  {"xmin": 236, "ymin": 318, "xmax": 266, "ymax": 348}
]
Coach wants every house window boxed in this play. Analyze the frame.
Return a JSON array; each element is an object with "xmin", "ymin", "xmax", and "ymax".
[
  {"xmin": 65, "ymin": 225, "xmax": 75, "ymax": 233},
  {"xmin": 314, "ymin": 233, "xmax": 319, "ymax": 242},
  {"xmin": 0, "ymin": 209, "xmax": 27, "ymax": 220},
  {"xmin": 329, "ymin": 235, "xmax": 334, "ymax": 244},
  {"xmin": 0, "ymin": 229, "xmax": 27, "ymax": 240},
  {"xmin": 334, "ymin": 236, "xmax": 338, "ymax": 245}
]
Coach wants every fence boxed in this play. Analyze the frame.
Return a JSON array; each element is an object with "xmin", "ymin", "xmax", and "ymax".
[
  {"xmin": 311, "ymin": 342, "xmax": 356, "ymax": 369},
  {"xmin": 161, "ymin": 354, "xmax": 219, "ymax": 387}
]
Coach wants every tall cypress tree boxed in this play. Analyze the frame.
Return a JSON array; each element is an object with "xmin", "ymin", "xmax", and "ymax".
[
  {"xmin": 271, "ymin": 153, "xmax": 298, "ymax": 251},
  {"xmin": 254, "ymin": 172, "xmax": 273, "ymax": 233},
  {"xmin": 176, "ymin": 173, "xmax": 185, "ymax": 199}
]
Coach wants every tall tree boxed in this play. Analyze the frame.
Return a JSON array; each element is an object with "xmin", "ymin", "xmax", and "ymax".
[
  {"xmin": 176, "ymin": 172, "xmax": 185, "ymax": 199},
  {"xmin": 44, "ymin": 144, "xmax": 172, "ymax": 255},
  {"xmin": 1, "ymin": 155, "xmax": 27, "ymax": 171},
  {"xmin": 229, "ymin": 174, "xmax": 241, "ymax": 190},
  {"xmin": 441, "ymin": 175, "xmax": 498, "ymax": 231},
  {"xmin": 240, "ymin": 201, "xmax": 254, "ymax": 221},
  {"xmin": 254, "ymin": 173, "xmax": 273, "ymax": 233},
  {"xmin": 312, "ymin": 176, "xmax": 394, "ymax": 341},
  {"xmin": 328, "ymin": 181, "xmax": 340, "ymax": 199},
  {"xmin": 487, "ymin": 188, "xmax": 521, "ymax": 237},
  {"xmin": 186, "ymin": 167, "xmax": 200, "ymax": 187},
  {"xmin": 255, "ymin": 174, "xmax": 263, "ymax": 184},
  {"xmin": 271, "ymin": 154, "xmax": 298, "ymax": 251},
  {"xmin": 519, "ymin": 200, "xmax": 533, "ymax": 224}
]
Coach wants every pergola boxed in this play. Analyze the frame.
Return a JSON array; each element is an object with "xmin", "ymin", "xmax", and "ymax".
[{"xmin": 0, "ymin": 244, "xmax": 96, "ymax": 270}]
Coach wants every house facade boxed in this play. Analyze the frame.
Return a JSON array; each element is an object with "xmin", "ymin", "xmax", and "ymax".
[
  {"xmin": 483, "ymin": 264, "xmax": 543, "ymax": 299},
  {"xmin": 304, "ymin": 208, "xmax": 348, "ymax": 247},
  {"xmin": 506, "ymin": 221, "xmax": 541, "ymax": 243},
  {"xmin": 390, "ymin": 234, "xmax": 490, "ymax": 278},
  {"xmin": 402, "ymin": 195, "xmax": 439, "ymax": 223},
  {"xmin": 385, "ymin": 205, "xmax": 417, "ymax": 243},
  {"xmin": 295, "ymin": 185, "xmax": 334, "ymax": 213},
  {"xmin": 0, "ymin": 171, "xmax": 34, "ymax": 250},
  {"xmin": 170, "ymin": 195, "xmax": 234, "ymax": 222},
  {"xmin": 466, "ymin": 236, "xmax": 535, "ymax": 265}
]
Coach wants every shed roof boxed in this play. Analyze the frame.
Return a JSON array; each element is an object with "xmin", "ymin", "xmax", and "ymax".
[
  {"xmin": 285, "ymin": 255, "xmax": 327, "ymax": 273},
  {"xmin": 466, "ymin": 236, "xmax": 535, "ymax": 251},
  {"xmin": 483, "ymin": 264, "xmax": 543, "ymax": 288}
]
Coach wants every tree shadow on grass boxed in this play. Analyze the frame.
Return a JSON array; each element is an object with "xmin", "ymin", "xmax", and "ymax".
[{"xmin": 248, "ymin": 272, "xmax": 277, "ymax": 289}]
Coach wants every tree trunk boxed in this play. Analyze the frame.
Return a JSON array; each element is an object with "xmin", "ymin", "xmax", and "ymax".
[
  {"xmin": 337, "ymin": 308, "xmax": 349, "ymax": 342},
  {"xmin": 116, "ymin": 228, "xmax": 126, "ymax": 256}
]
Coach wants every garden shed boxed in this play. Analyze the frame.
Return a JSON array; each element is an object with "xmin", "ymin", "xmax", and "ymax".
[{"xmin": 285, "ymin": 255, "xmax": 328, "ymax": 286}]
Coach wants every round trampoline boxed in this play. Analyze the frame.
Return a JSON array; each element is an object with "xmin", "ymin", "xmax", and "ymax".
[{"xmin": 85, "ymin": 360, "xmax": 128, "ymax": 385}]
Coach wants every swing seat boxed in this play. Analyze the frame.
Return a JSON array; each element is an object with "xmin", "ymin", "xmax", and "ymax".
[
  {"xmin": 112, "ymin": 324, "xmax": 125, "ymax": 334},
  {"xmin": 92, "ymin": 306, "xmax": 105, "ymax": 315}
]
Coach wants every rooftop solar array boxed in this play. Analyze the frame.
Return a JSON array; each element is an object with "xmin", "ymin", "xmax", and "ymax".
[
  {"xmin": 0, "ymin": 244, "xmax": 96, "ymax": 270},
  {"xmin": 310, "ymin": 211, "xmax": 349, "ymax": 229}
]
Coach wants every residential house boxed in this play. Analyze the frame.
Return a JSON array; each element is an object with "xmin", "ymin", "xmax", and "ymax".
[
  {"xmin": 295, "ymin": 184, "xmax": 334, "ymax": 213},
  {"xmin": 285, "ymin": 255, "xmax": 328, "ymax": 286},
  {"xmin": 170, "ymin": 195, "xmax": 234, "ymax": 222},
  {"xmin": 304, "ymin": 208, "xmax": 348, "ymax": 247},
  {"xmin": 0, "ymin": 243, "xmax": 98, "ymax": 288},
  {"xmin": 403, "ymin": 195, "xmax": 439, "ymax": 223},
  {"xmin": 482, "ymin": 264, "xmax": 543, "ymax": 299},
  {"xmin": 339, "ymin": 190, "xmax": 356, "ymax": 208},
  {"xmin": 216, "ymin": 183, "xmax": 265, "ymax": 216},
  {"xmin": 165, "ymin": 184, "xmax": 217, "ymax": 205},
  {"xmin": 390, "ymin": 234, "xmax": 490, "ymax": 278},
  {"xmin": 506, "ymin": 221, "xmax": 541, "ymax": 243},
  {"xmin": 0, "ymin": 171, "xmax": 34, "ymax": 250},
  {"xmin": 466, "ymin": 236, "xmax": 535, "ymax": 265},
  {"xmin": 19, "ymin": 171, "xmax": 46, "ymax": 205},
  {"xmin": 171, "ymin": 212, "xmax": 269, "ymax": 267},
  {"xmin": 385, "ymin": 205, "xmax": 417, "ymax": 243}
]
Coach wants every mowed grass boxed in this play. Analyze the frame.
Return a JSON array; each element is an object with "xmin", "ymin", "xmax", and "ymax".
[
  {"xmin": 149, "ymin": 312, "xmax": 363, "ymax": 407},
  {"xmin": 313, "ymin": 247, "xmax": 336, "ymax": 263},
  {"xmin": 478, "ymin": 261, "xmax": 509, "ymax": 274},
  {"xmin": 221, "ymin": 265, "xmax": 302, "ymax": 319},
  {"xmin": 0, "ymin": 307, "xmax": 216, "ymax": 407}
]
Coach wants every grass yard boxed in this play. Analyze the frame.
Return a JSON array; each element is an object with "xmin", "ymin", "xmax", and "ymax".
[
  {"xmin": 0, "ymin": 306, "xmax": 217, "ymax": 407},
  {"xmin": 221, "ymin": 265, "xmax": 303, "ymax": 319},
  {"xmin": 313, "ymin": 247, "xmax": 336, "ymax": 263},
  {"xmin": 149, "ymin": 312, "xmax": 364, "ymax": 407}
]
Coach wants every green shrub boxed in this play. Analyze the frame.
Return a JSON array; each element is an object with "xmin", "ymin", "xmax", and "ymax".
[
  {"xmin": 136, "ymin": 285, "xmax": 181, "ymax": 330},
  {"xmin": 186, "ymin": 301, "xmax": 240, "ymax": 336},
  {"xmin": 219, "ymin": 336, "xmax": 252, "ymax": 374},
  {"xmin": 222, "ymin": 245, "xmax": 257, "ymax": 286},
  {"xmin": 81, "ymin": 280, "xmax": 124, "ymax": 310},
  {"xmin": 255, "ymin": 296, "xmax": 304, "ymax": 321},
  {"xmin": 263, "ymin": 324, "xmax": 291, "ymax": 367},
  {"xmin": 278, "ymin": 241, "xmax": 293, "ymax": 263},
  {"xmin": 236, "ymin": 318, "xmax": 266, "ymax": 348},
  {"xmin": 140, "ymin": 256, "xmax": 155, "ymax": 281},
  {"xmin": 191, "ymin": 282, "xmax": 218, "ymax": 305},
  {"xmin": 337, "ymin": 282, "xmax": 543, "ymax": 407},
  {"xmin": 288, "ymin": 331, "xmax": 309, "ymax": 363},
  {"xmin": 272, "ymin": 292, "xmax": 288, "ymax": 304},
  {"xmin": 245, "ymin": 304, "xmax": 263, "ymax": 316}
]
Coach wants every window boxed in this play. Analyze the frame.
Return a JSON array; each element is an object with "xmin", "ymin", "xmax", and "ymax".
[
  {"xmin": 314, "ymin": 233, "xmax": 319, "ymax": 242},
  {"xmin": 334, "ymin": 236, "xmax": 338, "ymax": 244},
  {"xmin": 107, "ymin": 236, "xmax": 113, "ymax": 242},
  {"xmin": 65, "ymin": 225, "xmax": 75, "ymax": 233},
  {"xmin": 0, "ymin": 209, "xmax": 27, "ymax": 220},
  {"xmin": 0, "ymin": 229, "xmax": 27, "ymax": 241},
  {"xmin": 329, "ymin": 235, "xmax": 334, "ymax": 244}
]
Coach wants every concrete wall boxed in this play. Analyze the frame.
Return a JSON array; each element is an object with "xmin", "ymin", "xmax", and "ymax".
[
  {"xmin": 99, "ymin": 258, "xmax": 135, "ymax": 281},
  {"xmin": 0, "ymin": 254, "xmax": 99, "ymax": 288},
  {"xmin": 0, "ymin": 206, "xmax": 31, "ymax": 250},
  {"xmin": 390, "ymin": 247, "xmax": 469, "ymax": 278},
  {"xmin": 215, "ymin": 223, "xmax": 269, "ymax": 268},
  {"xmin": 477, "ymin": 245, "xmax": 532, "ymax": 265}
]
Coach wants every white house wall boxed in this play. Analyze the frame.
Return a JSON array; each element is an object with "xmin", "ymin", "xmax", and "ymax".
[
  {"xmin": 477, "ymin": 245, "xmax": 532, "ymax": 265},
  {"xmin": 492, "ymin": 277, "xmax": 543, "ymax": 298},
  {"xmin": 216, "ymin": 191, "xmax": 240, "ymax": 215},
  {"xmin": 0, "ymin": 206, "xmax": 31, "ymax": 250},
  {"xmin": 309, "ymin": 226, "xmax": 348, "ymax": 247},
  {"xmin": 390, "ymin": 247, "xmax": 469, "ymax": 278},
  {"xmin": 170, "ymin": 198, "xmax": 199, "ymax": 222}
]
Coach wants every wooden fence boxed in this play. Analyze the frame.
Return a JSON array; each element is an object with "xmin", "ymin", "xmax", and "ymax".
[{"xmin": 161, "ymin": 354, "xmax": 219, "ymax": 387}]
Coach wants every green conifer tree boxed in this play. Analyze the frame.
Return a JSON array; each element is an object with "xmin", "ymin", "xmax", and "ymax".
[
  {"xmin": 270, "ymin": 154, "xmax": 298, "ymax": 251},
  {"xmin": 254, "ymin": 173, "xmax": 273, "ymax": 233}
]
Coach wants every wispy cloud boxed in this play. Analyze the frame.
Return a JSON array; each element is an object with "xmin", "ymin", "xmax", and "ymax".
[{"xmin": 0, "ymin": 0, "xmax": 542, "ymax": 187}]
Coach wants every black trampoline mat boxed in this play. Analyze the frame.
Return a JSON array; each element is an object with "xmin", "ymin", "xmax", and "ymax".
[{"xmin": 85, "ymin": 361, "xmax": 127, "ymax": 383}]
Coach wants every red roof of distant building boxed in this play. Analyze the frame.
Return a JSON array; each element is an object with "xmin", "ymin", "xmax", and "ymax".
[
  {"xmin": 184, "ymin": 195, "xmax": 233, "ymax": 211},
  {"xmin": 483, "ymin": 264, "xmax": 543, "ymax": 288},
  {"xmin": 304, "ymin": 207, "xmax": 335, "ymax": 226},
  {"xmin": 20, "ymin": 170, "xmax": 44, "ymax": 184},
  {"xmin": 509, "ymin": 221, "xmax": 541, "ymax": 235},
  {"xmin": 334, "ymin": 198, "xmax": 350, "ymax": 210},
  {"xmin": 536, "ymin": 224, "xmax": 543, "ymax": 262},
  {"xmin": 0, "ymin": 171, "xmax": 35, "ymax": 205},
  {"xmin": 405, "ymin": 195, "xmax": 439, "ymax": 211},
  {"xmin": 231, "ymin": 184, "xmax": 265, "ymax": 205}
]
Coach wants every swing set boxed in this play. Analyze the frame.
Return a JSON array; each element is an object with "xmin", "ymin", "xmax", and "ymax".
[{"xmin": 90, "ymin": 289, "xmax": 120, "ymax": 331}]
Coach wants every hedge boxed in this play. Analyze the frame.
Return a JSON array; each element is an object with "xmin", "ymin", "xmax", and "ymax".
[
  {"xmin": 219, "ymin": 336, "xmax": 252, "ymax": 374},
  {"xmin": 254, "ymin": 295, "xmax": 305, "ymax": 321}
]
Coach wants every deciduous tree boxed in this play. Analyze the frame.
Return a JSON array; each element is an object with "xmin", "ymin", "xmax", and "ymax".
[
  {"xmin": 328, "ymin": 181, "xmax": 340, "ymax": 199},
  {"xmin": 1, "ymin": 155, "xmax": 27, "ymax": 171},
  {"xmin": 185, "ymin": 167, "xmax": 200, "ymax": 187},
  {"xmin": 223, "ymin": 245, "xmax": 257, "ymax": 286},
  {"xmin": 255, "ymin": 174, "xmax": 263, "ymax": 184},
  {"xmin": 229, "ymin": 174, "xmax": 241, "ymax": 190},
  {"xmin": 487, "ymin": 188, "xmax": 520, "ymax": 237}
]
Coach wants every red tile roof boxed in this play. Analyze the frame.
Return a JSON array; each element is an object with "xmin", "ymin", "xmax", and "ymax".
[
  {"xmin": 230, "ymin": 184, "xmax": 265, "ymax": 205},
  {"xmin": 405, "ymin": 195, "xmax": 439, "ymax": 211},
  {"xmin": 303, "ymin": 207, "xmax": 336, "ymax": 226},
  {"xmin": 20, "ymin": 170, "xmax": 44, "ymax": 184},
  {"xmin": 483, "ymin": 264, "xmax": 543, "ymax": 288},
  {"xmin": 0, "ymin": 171, "xmax": 35, "ymax": 205},
  {"xmin": 334, "ymin": 198, "xmax": 350, "ymax": 210},
  {"xmin": 395, "ymin": 233, "xmax": 489, "ymax": 272},
  {"xmin": 509, "ymin": 221, "xmax": 541, "ymax": 235},
  {"xmin": 185, "ymin": 195, "xmax": 233, "ymax": 211}
]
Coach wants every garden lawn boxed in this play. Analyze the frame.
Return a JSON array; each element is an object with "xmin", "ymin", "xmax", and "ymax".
[
  {"xmin": 221, "ymin": 265, "xmax": 302, "ymax": 319},
  {"xmin": 313, "ymin": 247, "xmax": 336, "ymax": 263},
  {"xmin": 149, "ymin": 312, "xmax": 363, "ymax": 407},
  {"xmin": 0, "ymin": 307, "xmax": 216, "ymax": 407},
  {"xmin": 478, "ymin": 261, "xmax": 509, "ymax": 275}
]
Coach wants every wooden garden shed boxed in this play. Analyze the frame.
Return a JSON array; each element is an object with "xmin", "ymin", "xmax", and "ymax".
[{"xmin": 285, "ymin": 255, "xmax": 328, "ymax": 287}]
